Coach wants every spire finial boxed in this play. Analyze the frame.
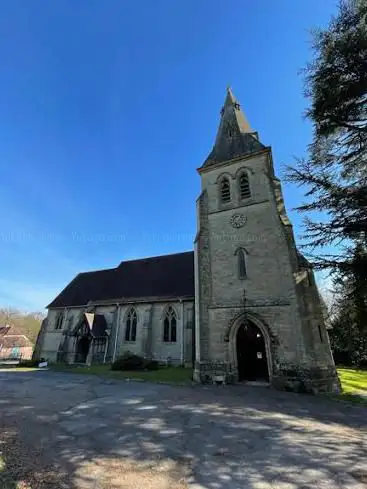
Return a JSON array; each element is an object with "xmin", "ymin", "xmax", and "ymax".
[{"xmin": 225, "ymin": 86, "xmax": 237, "ymax": 106}]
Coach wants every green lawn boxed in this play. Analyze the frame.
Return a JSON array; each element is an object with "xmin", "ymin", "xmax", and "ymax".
[
  {"xmin": 0, "ymin": 366, "xmax": 39, "ymax": 372},
  {"xmin": 336, "ymin": 367, "xmax": 367, "ymax": 405},
  {"xmin": 48, "ymin": 364, "xmax": 367, "ymax": 404},
  {"xmin": 52, "ymin": 364, "xmax": 193, "ymax": 385}
]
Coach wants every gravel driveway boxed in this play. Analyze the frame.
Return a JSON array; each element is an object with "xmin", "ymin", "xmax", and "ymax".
[{"xmin": 0, "ymin": 370, "xmax": 366, "ymax": 489}]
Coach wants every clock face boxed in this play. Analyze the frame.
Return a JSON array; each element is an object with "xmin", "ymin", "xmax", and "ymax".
[{"xmin": 230, "ymin": 213, "xmax": 247, "ymax": 228}]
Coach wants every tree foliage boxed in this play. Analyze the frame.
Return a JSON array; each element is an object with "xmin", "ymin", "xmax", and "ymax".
[
  {"xmin": 286, "ymin": 0, "xmax": 367, "ymax": 362},
  {"xmin": 286, "ymin": 0, "xmax": 367, "ymax": 268},
  {"xmin": 330, "ymin": 271, "xmax": 367, "ymax": 367}
]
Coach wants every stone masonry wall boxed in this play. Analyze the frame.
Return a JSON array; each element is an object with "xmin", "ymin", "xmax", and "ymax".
[
  {"xmin": 42, "ymin": 299, "xmax": 195, "ymax": 366},
  {"xmin": 195, "ymin": 190, "xmax": 211, "ymax": 364},
  {"xmin": 195, "ymin": 150, "xmax": 339, "ymax": 392}
]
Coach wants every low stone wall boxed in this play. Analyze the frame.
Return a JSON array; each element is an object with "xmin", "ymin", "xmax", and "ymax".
[
  {"xmin": 194, "ymin": 361, "xmax": 341, "ymax": 393},
  {"xmin": 193, "ymin": 361, "xmax": 237, "ymax": 384},
  {"xmin": 272, "ymin": 364, "xmax": 341, "ymax": 394}
]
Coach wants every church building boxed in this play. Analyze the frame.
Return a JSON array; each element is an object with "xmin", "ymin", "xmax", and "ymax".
[{"xmin": 39, "ymin": 88, "xmax": 339, "ymax": 393}]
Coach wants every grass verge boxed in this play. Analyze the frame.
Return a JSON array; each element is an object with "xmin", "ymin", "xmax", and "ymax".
[
  {"xmin": 51, "ymin": 364, "xmax": 193, "ymax": 385},
  {"xmin": 334, "ymin": 367, "xmax": 367, "ymax": 405},
  {"xmin": 34, "ymin": 364, "xmax": 367, "ymax": 404},
  {"xmin": 0, "ymin": 366, "xmax": 40, "ymax": 372}
]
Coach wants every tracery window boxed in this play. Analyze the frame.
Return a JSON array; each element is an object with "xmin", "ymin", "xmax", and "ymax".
[
  {"xmin": 125, "ymin": 308, "xmax": 137, "ymax": 342},
  {"xmin": 163, "ymin": 306, "xmax": 177, "ymax": 342}
]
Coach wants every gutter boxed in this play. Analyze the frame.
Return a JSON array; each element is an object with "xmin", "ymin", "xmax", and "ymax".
[{"xmin": 47, "ymin": 295, "xmax": 194, "ymax": 310}]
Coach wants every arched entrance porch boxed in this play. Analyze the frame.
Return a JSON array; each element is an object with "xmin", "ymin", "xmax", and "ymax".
[
  {"xmin": 75, "ymin": 335, "xmax": 90, "ymax": 363},
  {"xmin": 229, "ymin": 314, "xmax": 272, "ymax": 382},
  {"xmin": 67, "ymin": 312, "xmax": 109, "ymax": 365}
]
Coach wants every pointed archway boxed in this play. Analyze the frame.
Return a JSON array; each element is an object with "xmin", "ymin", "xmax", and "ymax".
[
  {"xmin": 75, "ymin": 335, "xmax": 90, "ymax": 363},
  {"xmin": 68, "ymin": 312, "xmax": 109, "ymax": 365},
  {"xmin": 228, "ymin": 313, "xmax": 272, "ymax": 383},
  {"xmin": 236, "ymin": 321, "xmax": 269, "ymax": 381}
]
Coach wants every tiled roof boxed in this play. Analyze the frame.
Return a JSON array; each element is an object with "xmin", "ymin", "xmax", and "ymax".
[
  {"xmin": 0, "ymin": 325, "xmax": 32, "ymax": 339},
  {"xmin": 0, "ymin": 335, "xmax": 33, "ymax": 348},
  {"xmin": 47, "ymin": 251, "xmax": 195, "ymax": 308}
]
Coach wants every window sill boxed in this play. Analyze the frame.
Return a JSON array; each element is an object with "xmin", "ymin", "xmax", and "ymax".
[
  {"xmin": 239, "ymin": 197, "xmax": 254, "ymax": 205},
  {"xmin": 219, "ymin": 202, "xmax": 233, "ymax": 209}
]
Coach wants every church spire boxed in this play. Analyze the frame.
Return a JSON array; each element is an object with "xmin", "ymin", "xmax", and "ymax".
[
  {"xmin": 201, "ymin": 87, "xmax": 265, "ymax": 168},
  {"xmin": 224, "ymin": 86, "xmax": 238, "ymax": 105},
  {"xmin": 220, "ymin": 86, "xmax": 252, "ymax": 135}
]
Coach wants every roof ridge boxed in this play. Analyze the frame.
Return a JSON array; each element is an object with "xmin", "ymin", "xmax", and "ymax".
[
  {"xmin": 118, "ymin": 250, "xmax": 193, "ymax": 266},
  {"xmin": 77, "ymin": 267, "xmax": 117, "ymax": 276}
]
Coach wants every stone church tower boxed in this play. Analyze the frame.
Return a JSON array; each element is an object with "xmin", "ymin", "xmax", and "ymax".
[{"xmin": 194, "ymin": 88, "xmax": 339, "ymax": 393}]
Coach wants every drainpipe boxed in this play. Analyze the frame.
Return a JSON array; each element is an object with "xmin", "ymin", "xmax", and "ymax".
[
  {"xmin": 180, "ymin": 299, "xmax": 184, "ymax": 365},
  {"xmin": 112, "ymin": 304, "xmax": 121, "ymax": 363},
  {"xmin": 103, "ymin": 333, "xmax": 109, "ymax": 364},
  {"xmin": 194, "ymin": 248, "xmax": 200, "ymax": 367}
]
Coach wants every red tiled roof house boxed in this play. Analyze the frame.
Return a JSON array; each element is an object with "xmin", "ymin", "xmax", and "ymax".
[{"xmin": 0, "ymin": 325, "xmax": 33, "ymax": 361}]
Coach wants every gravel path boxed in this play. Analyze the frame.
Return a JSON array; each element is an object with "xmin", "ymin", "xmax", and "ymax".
[{"xmin": 0, "ymin": 370, "xmax": 366, "ymax": 489}]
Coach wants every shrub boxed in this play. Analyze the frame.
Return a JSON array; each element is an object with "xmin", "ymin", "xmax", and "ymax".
[
  {"xmin": 144, "ymin": 360, "xmax": 159, "ymax": 371},
  {"xmin": 19, "ymin": 359, "xmax": 41, "ymax": 368},
  {"xmin": 111, "ymin": 352, "xmax": 145, "ymax": 371},
  {"xmin": 111, "ymin": 353, "xmax": 160, "ymax": 371}
]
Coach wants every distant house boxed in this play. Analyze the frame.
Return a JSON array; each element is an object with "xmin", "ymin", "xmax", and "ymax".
[{"xmin": 0, "ymin": 325, "xmax": 33, "ymax": 361}]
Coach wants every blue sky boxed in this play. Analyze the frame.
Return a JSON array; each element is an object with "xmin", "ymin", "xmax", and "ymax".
[{"xmin": 0, "ymin": 0, "xmax": 338, "ymax": 311}]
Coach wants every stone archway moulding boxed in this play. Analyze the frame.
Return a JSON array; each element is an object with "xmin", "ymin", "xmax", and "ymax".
[{"xmin": 226, "ymin": 312, "xmax": 273, "ymax": 381}]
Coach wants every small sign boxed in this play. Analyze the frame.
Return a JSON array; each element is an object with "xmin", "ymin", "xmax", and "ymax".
[
  {"xmin": 213, "ymin": 375, "xmax": 225, "ymax": 384},
  {"xmin": 257, "ymin": 352, "xmax": 262, "ymax": 359}
]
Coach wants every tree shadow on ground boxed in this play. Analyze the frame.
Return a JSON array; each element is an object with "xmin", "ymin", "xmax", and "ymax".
[
  {"xmin": 0, "ymin": 422, "xmax": 71, "ymax": 489},
  {"xmin": 0, "ymin": 371, "xmax": 366, "ymax": 489}
]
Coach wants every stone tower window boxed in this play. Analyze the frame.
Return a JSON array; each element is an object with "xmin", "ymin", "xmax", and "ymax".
[
  {"xmin": 163, "ymin": 306, "xmax": 177, "ymax": 342},
  {"xmin": 235, "ymin": 248, "xmax": 247, "ymax": 279},
  {"xmin": 125, "ymin": 307, "xmax": 137, "ymax": 342},
  {"xmin": 239, "ymin": 172, "xmax": 251, "ymax": 199},
  {"xmin": 220, "ymin": 178, "xmax": 231, "ymax": 203}
]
